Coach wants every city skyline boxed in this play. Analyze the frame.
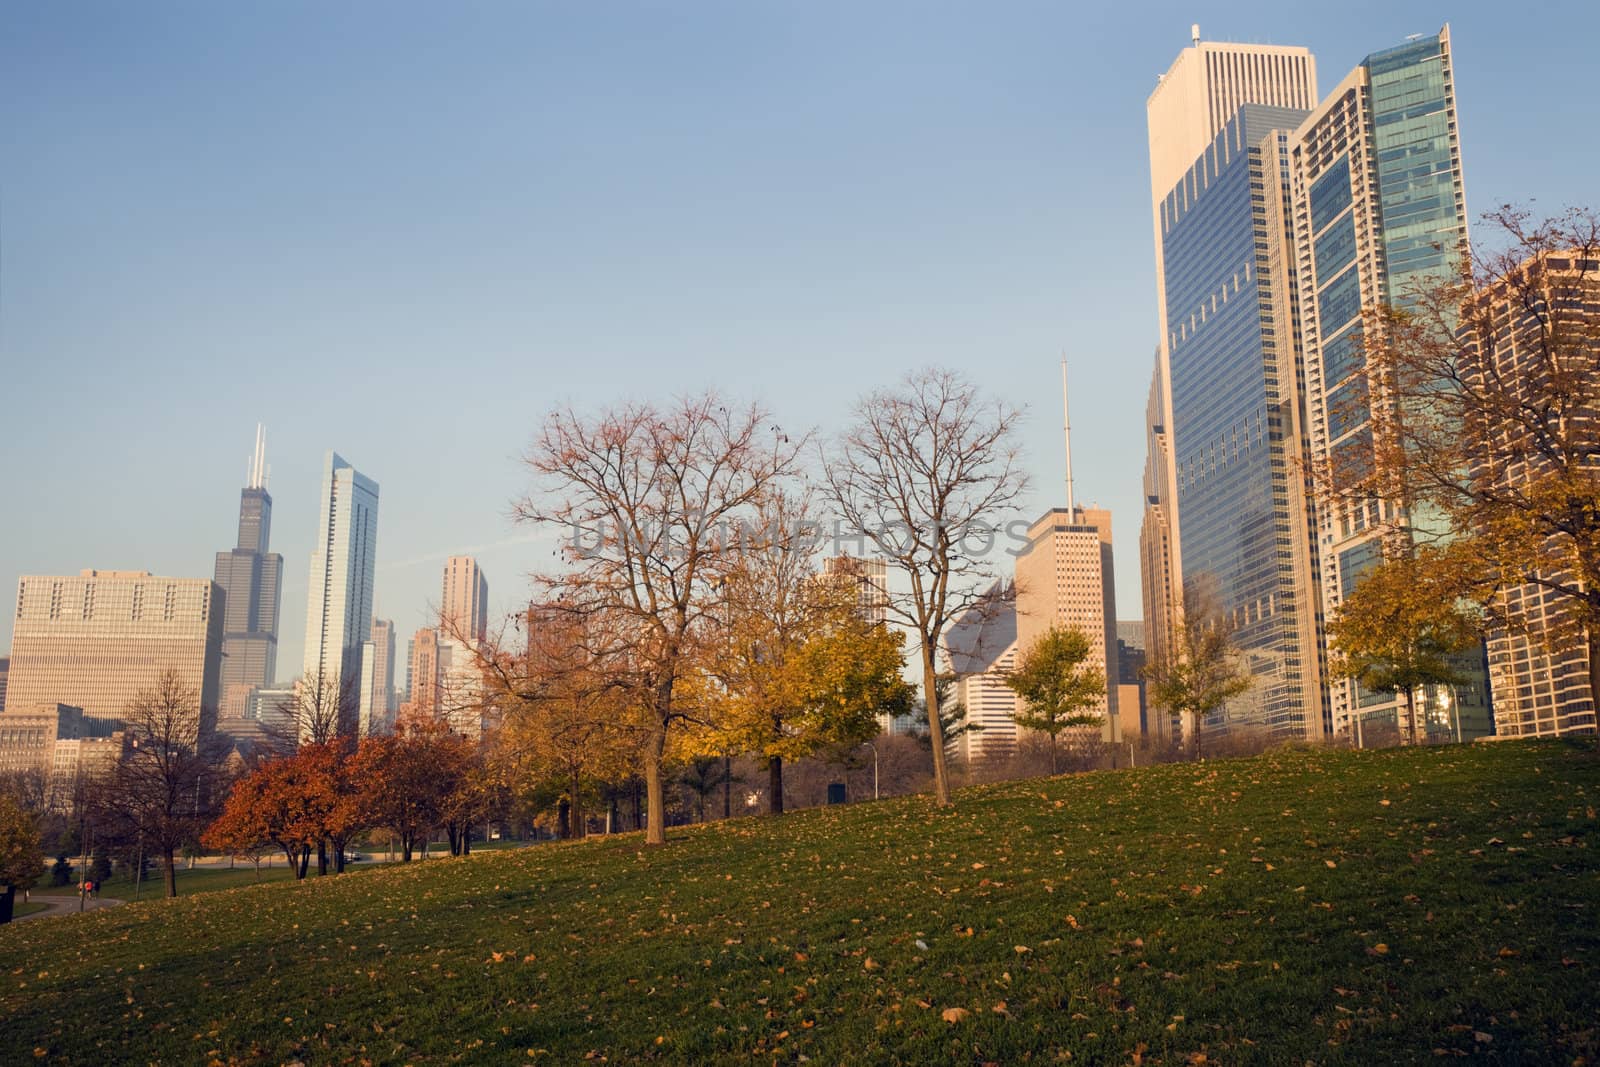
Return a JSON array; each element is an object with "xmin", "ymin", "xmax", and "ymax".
[{"xmin": 3, "ymin": 6, "xmax": 1600, "ymax": 694}]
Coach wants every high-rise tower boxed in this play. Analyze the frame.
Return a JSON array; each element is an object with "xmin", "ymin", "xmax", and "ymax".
[
  {"xmin": 1289, "ymin": 27, "xmax": 1485, "ymax": 742},
  {"xmin": 441, "ymin": 556, "xmax": 489, "ymax": 642},
  {"xmin": 214, "ymin": 425, "xmax": 285, "ymax": 720},
  {"xmin": 1144, "ymin": 32, "xmax": 1324, "ymax": 745},
  {"xmin": 301, "ymin": 451, "xmax": 379, "ymax": 730}
]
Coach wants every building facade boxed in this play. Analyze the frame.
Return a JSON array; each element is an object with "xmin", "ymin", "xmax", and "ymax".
[
  {"xmin": 1459, "ymin": 252, "xmax": 1600, "ymax": 737},
  {"xmin": 822, "ymin": 556, "xmax": 891, "ymax": 627},
  {"xmin": 1289, "ymin": 27, "xmax": 1489, "ymax": 741},
  {"xmin": 6, "ymin": 570, "xmax": 225, "ymax": 733},
  {"xmin": 214, "ymin": 425, "xmax": 284, "ymax": 720},
  {"xmin": 1155, "ymin": 100, "xmax": 1327, "ymax": 742},
  {"xmin": 358, "ymin": 617, "xmax": 397, "ymax": 735},
  {"xmin": 441, "ymin": 556, "xmax": 489, "ymax": 642},
  {"xmin": 944, "ymin": 591, "xmax": 1020, "ymax": 765},
  {"xmin": 301, "ymin": 452, "xmax": 379, "ymax": 715},
  {"xmin": 1013, "ymin": 507, "xmax": 1119, "ymax": 740},
  {"xmin": 405, "ymin": 627, "xmax": 441, "ymax": 719},
  {"xmin": 0, "ymin": 656, "xmax": 8, "ymax": 712},
  {"xmin": 0, "ymin": 704, "xmax": 124, "ymax": 811}
]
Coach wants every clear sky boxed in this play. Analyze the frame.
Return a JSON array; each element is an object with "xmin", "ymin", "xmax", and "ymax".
[{"xmin": 4, "ymin": 1, "xmax": 1597, "ymax": 676}]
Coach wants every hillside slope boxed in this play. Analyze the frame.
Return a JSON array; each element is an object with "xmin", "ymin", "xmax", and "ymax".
[{"xmin": 3, "ymin": 740, "xmax": 1597, "ymax": 1064}]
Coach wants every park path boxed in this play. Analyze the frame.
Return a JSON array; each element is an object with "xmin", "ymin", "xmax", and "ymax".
[{"xmin": 13, "ymin": 895, "xmax": 124, "ymax": 922}]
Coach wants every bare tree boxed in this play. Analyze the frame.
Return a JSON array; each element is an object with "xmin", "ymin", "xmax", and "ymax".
[
  {"xmin": 823, "ymin": 367, "xmax": 1028, "ymax": 806},
  {"xmin": 92, "ymin": 669, "xmax": 227, "ymax": 897},
  {"xmin": 263, "ymin": 668, "xmax": 358, "ymax": 752},
  {"xmin": 514, "ymin": 392, "xmax": 805, "ymax": 845}
]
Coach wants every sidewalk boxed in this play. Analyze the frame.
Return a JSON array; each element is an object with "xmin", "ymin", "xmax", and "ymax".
[{"xmin": 13, "ymin": 895, "xmax": 124, "ymax": 922}]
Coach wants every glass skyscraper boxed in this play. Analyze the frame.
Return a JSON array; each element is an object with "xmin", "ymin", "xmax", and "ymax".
[
  {"xmin": 213, "ymin": 425, "xmax": 284, "ymax": 720},
  {"xmin": 301, "ymin": 451, "xmax": 379, "ymax": 732},
  {"xmin": 1290, "ymin": 27, "xmax": 1488, "ymax": 740},
  {"xmin": 1157, "ymin": 103, "xmax": 1327, "ymax": 740}
]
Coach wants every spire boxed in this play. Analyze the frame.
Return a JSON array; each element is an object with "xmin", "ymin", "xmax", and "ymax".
[
  {"xmin": 247, "ymin": 424, "xmax": 267, "ymax": 489},
  {"xmin": 1061, "ymin": 356, "xmax": 1076, "ymax": 516}
]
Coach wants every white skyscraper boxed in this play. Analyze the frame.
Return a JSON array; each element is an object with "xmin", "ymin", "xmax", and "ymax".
[{"xmin": 301, "ymin": 452, "xmax": 379, "ymax": 727}]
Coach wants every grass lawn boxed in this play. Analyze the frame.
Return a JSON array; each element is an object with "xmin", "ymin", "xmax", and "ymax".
[
  {"xmin": 2, "ymin": 739, "xmax": 1596, "ymax": 1064},
  {"xmin": 9, "ymin": 902, "xmax": 49, "ymax": 919}
]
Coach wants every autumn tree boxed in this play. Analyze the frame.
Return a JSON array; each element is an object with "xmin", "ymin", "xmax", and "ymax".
[
  {"xmin": 1325, "ymin": 207, "xmax": 1600, "ymax": 710},
  {"xmin": 1325, "ymin": 547, "xmax": 1482, "ymax": 745},
  {"xmin": 1145, "ymin": 587, "xmax": 1253, "ymax": 760},
  {"xmin": 352, "ymin": 718, "xmax": 463, "ymax": 861},
  {"xmin": 514, "ymin": 393, "xmax": 805, "ymax": 845},
  {"xmin": 0, "ymin": 792, "xmax": 44, "ymax": 923},
  {"xmin": 1003, "ymin": 625, "xmax": 1106, "ymax": 775},
  {"xmin": 265, "ymin": 668, "xmax": 359, "ymax": 751},
  {"xmin": 700, "ymin": 492, "xmax": 914, "ymax": 814},
  {"xmin": 824, "ymin": 367, "xmax": 1028, "ymax": 806},
  {"xmin": 204, "ymin": 758, "xmax": 319, "ymax": 879}
]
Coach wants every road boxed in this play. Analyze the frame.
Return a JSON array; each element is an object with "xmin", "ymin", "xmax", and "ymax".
[{"xmin": 12, "ymin": 894, "xmax": 123, "ymax": 922}]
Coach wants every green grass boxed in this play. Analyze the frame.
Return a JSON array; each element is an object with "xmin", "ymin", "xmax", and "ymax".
[
  {"xmin": 9, "ymin": 902, "xmax": 49, "ymax": 919},
  {"xmin": 3, "ymin": 740, "xmax": 1597, "ymax": 1064}
]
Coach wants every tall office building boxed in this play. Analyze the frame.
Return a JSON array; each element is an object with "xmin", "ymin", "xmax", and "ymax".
[
  {"xmin": 1147, "ymin": 33, "xmax": 1319, "ymax": 605},
  {"xmin": 1013, "ymin": 507, "xmax": 1119, "ymax": 740},
  {"xmin": 213, "ymin": 425, "xmax": 285, "ymax": 720},
  {"xmin": 358, "ymin": 617, "xmax": 397, "ymax": 736},
  {"xmin": 301, "ymin": 453, "xmax": 379, "ymax": 719},
  {"xmin": 821, "ymin": 556, "xmax": 890, "ymax": 626},
  {"xmin": 1144, "ymin": 32, "xmax": 1321, "ymax": 745},
  {"xmin": 1150, "ymin": 95, "xmax": 1328, "ymax": 742},
  {"xmin": 944, "ymin": 590, "xmax": 1019, "ymax": 765},
  {"xmin": 5, "ymin": 571, "xmax": 224, "ymax": 734},
  {"xmin": 1459, "ymin": 253, "xmax": 1600, "ymax": 738},
  {"xmin": 1289, "ymin": 27, "xmax": 1485, "ymax": 740},
  {"xmin": 406, "ymin": 627, "xmax": 441, "ymax": 719},
  {"xmin": 441, "ymin": 556, "xmax": 489, "ymax": 642},
  {"xmin": 0, "ymin": 656, "xmax": 8, "ymax": 712},
  {"xmin": 1138, "ymin": 360, "xmax": 1178, "ymax": 684}
]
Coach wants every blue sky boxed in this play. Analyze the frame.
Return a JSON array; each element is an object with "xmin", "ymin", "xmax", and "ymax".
[{"xmin": 3, "ymin": 1, "xmax": 1597, "ymax": 675}]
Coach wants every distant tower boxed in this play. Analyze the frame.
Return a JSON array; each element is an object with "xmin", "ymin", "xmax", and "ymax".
[
  {"xmin": 214, "ymin": 425, "xmax": 285, "ymax": 720},
  {"xmin": 359, "ymin": 617, "xmax": 397, "ymax": 735},
  {"xmin": 1013, "ymin": 362, "xmax": 1120, "ymax": 741},
  {"xmin": 441, "ymin": 556, "xmax": 489, "ymax": 642},
  {"xmin": 301, "ymin": 451, "xmax": 379, "ymax": 732}
]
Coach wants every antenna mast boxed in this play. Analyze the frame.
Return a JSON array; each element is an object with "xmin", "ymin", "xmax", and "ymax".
[
  {"xmin": 248, "ymin": 424, "xmax": 267, "ymax": 489},
  {"xmin": 1061, "ymin": 356, "xmax": 1076, "ymax": 516}
]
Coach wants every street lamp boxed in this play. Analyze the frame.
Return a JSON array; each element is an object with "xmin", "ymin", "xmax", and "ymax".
[{"xmin": 862, "ymin": 741, "xmax": 879, "ymax": 801}]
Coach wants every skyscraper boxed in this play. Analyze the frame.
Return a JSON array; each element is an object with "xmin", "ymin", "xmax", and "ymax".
[
  {"xmin": 441, "ymin": 556, "xmax": 489, "ymax": 642},
  {"xmin": 5, "ymin": 571, "xmax": 224, "ymax": 734},
  {"xmin": 1013, "ymin": 506, "xmax": 1119, "ymax": 740},
  {"xmin": 1145, "ymin": 33, "xmax": 1318, "ymax": 614},
  {"xmin": 1289, "ymin": 27, "xmax": 1483, "ymax": 741},
  {"xmin": 1144, "ymin": 31, "xmax": 1322, "ymax": 746},
  {"xmin": 358, "ymin": 617, "xmax": 397, "ymax": 735},
  {"xmin": 0, "ymin": 656, "xmax": 8, "ymax": 712},
  {"xmin": 821, "ymin": 556, "xmax": 890, "ymax": 626},
  {"xmin": 1457, "ymin": 253, "xmax": 1598, "ymax": 738},
  {"xmin": 1150, "ymin": 96, "xmax": 1328, "ymax": 742},
  {"xmin": 213, "ymin": 425, "xmax": 284, "ymax": 720},
  {"xmin": 406, "ymin": 626, "xmax": 441, "ymax": 718},
  {"xmin": 301, "ymin": 452, "xmax": 379, "ymax": 719},
  {"xmin": 944, "ymin": 590, "xmax": 1019, "ymax": 765}
]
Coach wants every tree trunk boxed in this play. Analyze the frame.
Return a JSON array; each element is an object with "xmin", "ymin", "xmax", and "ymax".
[
  {"xmin": 644, "ymin": 745, "xmax": 667, "ymax": 846},
  {"xmin": 1192, "ymin": 712, "xmax": 1203, "ymax": 761},
  {"xmin": 297, "ymin": 847, "xmax": 311, "ymax": 879},
  {"xmin": 333, "ymin": 842, "xmax": 347, "ymax": 873},
  {"xmin": 1405, "ymin": 688, "xmax": 1420, "ymax": 746},
  {"xmin": 1587, "ymin": 627, "xmax": 1600, "ymax": 730},
  {"xmin": 162, "ymin": 849, "xmax": 177, "ymax": 898},
  {"xmin": 768, "ymin": 754, "xmax": 785, "ymax": 815},
  {"xmin": 401, "ymin": 837, "xmax": 413, "ymax": 863},
  {"xmin": 921, "ymin": 647, "xmax": 951, "ymax": 806},
  {"xmin": 1050, "ymin": 734, "xmax": 1059, "ymax": 776},
  {"xmin": 316, "ymin": 840, "xmax": 328, "ymax": 877},
  {"xmin": 570, "ymin": 768, "xmax": 586, "ymax": 841},
  {"xmin": 723, "ymin": 755, "xmax": 732, "ymax": 820}
]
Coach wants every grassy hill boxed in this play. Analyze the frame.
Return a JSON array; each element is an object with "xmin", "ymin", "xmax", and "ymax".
[{"xmin": 3, "ymin": 740, "xmax": 1597, "ymax": 1064}]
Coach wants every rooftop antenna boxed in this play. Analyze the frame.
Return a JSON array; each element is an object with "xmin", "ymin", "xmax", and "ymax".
[
  {"xmin": 248, "ymin": 423, "xmax": 267, "ymax": 489},
  {"xmin": 1192, "ymin": 23, "xmax": 1201, "ymax": 45},
  {"xmin": 1061, "ymin": 356, "xmax": 1076, "ymax": 516}
]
